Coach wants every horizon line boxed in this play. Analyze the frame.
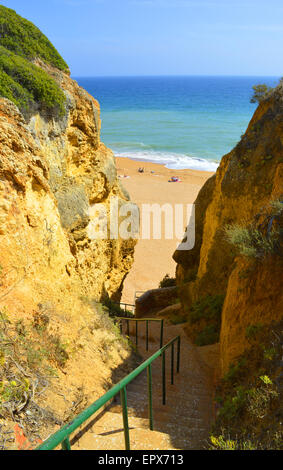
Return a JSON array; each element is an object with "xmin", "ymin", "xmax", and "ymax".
[{"xmin": 72, "ymin": 73, "xmax": 281, "ymax": 79}]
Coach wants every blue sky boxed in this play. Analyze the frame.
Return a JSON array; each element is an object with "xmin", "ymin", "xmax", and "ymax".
[{"xmin": 1, "ymin": 0, "xmax": 282, "ymax": 76}]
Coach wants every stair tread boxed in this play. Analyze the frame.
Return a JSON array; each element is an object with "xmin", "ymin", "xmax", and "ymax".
[{"xmin": 71, "ymin": 320, "xmax": 217, "ymax": 450}]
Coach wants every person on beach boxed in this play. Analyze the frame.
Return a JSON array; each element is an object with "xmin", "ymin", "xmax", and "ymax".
[{"xmin": 168, "ymin": 176, "xmax": 181, "ymax": 182}]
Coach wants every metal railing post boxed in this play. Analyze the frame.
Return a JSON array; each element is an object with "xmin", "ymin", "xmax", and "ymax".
[
  {"xmin": 146, "ymin": 320, "xmax": 149, "ymax": 351},
  {"xmin": 160, "ymin": 319, "xmax": 164, "ymax": 349},
  {"xmin": 120, "ymin": 387, "xmax": 130, "ymax": 450},
  {"xmin": 147, "ymin": 364, "xmax": 153, "ymax": 430},
  {"xmin": 61, "ymin": 437, "xmax": 71, "ymax": 450},
  {"xmin": 127, "ymin": 319, "xmax": 130, "ymax": 337},
  {"xmin": 171, "ymin": 342, "xmax": 174, "ymax": 385},
  {"xmin": 177, "ymin": 336, "xmax": 181, "ymax": 373},
  {"xmin": 119, "ymin": 320, "xmax": 123, "ymax": 334},
  {"xmin": 36, "ymin": 334, "xmax": 181, "ymax": 450},
  {"xmin": 162, "ymin": 351, "xmax": 166, "ymax": 405},
  {"xmin": 136, "ymin": 320, "xmax": 138, "ymax": 347}
]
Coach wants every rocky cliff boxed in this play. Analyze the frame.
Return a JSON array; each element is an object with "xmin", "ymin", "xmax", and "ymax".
[
  {"xmin": 0, "ymin": 64, "xmax": 136, "ymax": 308},
  {"xmin": 173, "ymin": 82, "xmax": 283, "ymax": 374},
  {"xmin": 0, "ymin": 7, "xmax": 137, "ymax": 447},
  {"xmin": 0, "ymin": 25, "xmax": 136, "ymax": 314}
]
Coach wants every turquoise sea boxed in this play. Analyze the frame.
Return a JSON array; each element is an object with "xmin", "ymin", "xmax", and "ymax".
[{"xmin": 75, "ymin": 76, "xmax": 279, "ymax": 171}]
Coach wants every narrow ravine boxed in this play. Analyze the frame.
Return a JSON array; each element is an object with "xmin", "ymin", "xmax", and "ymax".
[{"xmin": 72, "ymin": 320, "xmax": 218, "ymax": 450}]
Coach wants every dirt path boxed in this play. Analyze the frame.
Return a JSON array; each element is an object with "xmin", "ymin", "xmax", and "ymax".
[{"xmin": 72, "ymin": 320, "xmax": 218, "ymax": 450}]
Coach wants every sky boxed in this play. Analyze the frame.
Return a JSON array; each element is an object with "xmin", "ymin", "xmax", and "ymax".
[{"xmin": 1, "ymin": 0, "xmax": 283, "ymax": 76}]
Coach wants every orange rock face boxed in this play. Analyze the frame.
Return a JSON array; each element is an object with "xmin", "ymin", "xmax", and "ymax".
[
  {"xmin": 0, "ymin": 64, "xmax": 137, "ymax": 424},
  {"xmin": 0, "ymin": 63, "xmax": 136, "ymax": 313},
  {"xmin": 173, "ymin": 85, "xmax": 283, "ymax": 374},
  {"xmin": 220, "ymin": 256, "xmax": 283, "ymax": 373}
]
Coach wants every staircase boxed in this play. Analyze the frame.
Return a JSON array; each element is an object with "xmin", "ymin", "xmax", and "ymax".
[{"xmin": 71, "ymin": 320, "xmax": 216, "ymax": 450}]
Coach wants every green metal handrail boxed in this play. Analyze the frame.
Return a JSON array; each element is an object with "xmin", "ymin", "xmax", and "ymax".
[
  {"xmin": 117, "ymin": 317, "xmax": 164, "ymax": 350},
  {"xmin": 36, "ymin": 335, "xmax": 181, "ymax": 451}
]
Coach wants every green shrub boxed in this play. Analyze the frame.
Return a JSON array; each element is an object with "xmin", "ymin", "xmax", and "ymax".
[
  {"xmin": 101, "ymin": 294, "xmax": 134, "ymax": 318},
  {"xmin": 0, "ymin": 5, "xmax": 68, "ymax": 71},
  {"xmin": 247, "ymin": 377, "xmax": 278, "ymax": 419},
  {"xmin": 225, "ymin": 219, "xmax": 282, "ymax": 259},
  {"xmin": 0, "ymin": 377, "xmax": 30, "ymax": 405},
  {"xmin": 270, "ymin": 199, "xmax": 283, "ymax": 216},
  {"xmin": 223, "ymin": 358, "xmax": 247, "ymax": 384},
  {"xmin": 250, "ymin": 84, "xmax": 273, "ymax": 104},
  {"xmin": 212, "ymin": 322, "xmax": 283, "ymax": 450},
  {"xmin": 0, "ymin": 5, "xmax": 67, "ymax": 116},
  {"xmin": 189, "ymin": 294, "xmax": 225, "ymax": 346},
  {"xmin": 170, "ymin": 313, "xmax": 185, "ymax": 325},
  {"xmin": 159, "ymin": 274, "xmax": 176, "ymax": 288},
  {"xmin": 218, "ymin": 387, "xmax": 247, "ymax": 421},
  {"xmin": 245, "ymin": 324, "xmax": 264, "ymax": 340},
  {"xmin": 189, "ymin": 294, "xmax": 225, "ymax": 324},
  {"xmin": 0, "ymin": 46, "xmax": 66, "ymax": 115},
  {"xmin": 263, "ymin": 347, "xmax": 277, "ymax": 361},
  {"xmin": 210, "ymin": 434, "xmax": 257, "ymax": 450},
  {"xmin": 195, "ymin": 325, "xmax": 219, "ymax": 346}
]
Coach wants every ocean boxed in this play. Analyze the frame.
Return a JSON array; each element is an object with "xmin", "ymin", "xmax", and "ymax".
[{"xmin": 75, "ymin": 76, "xmax": 279, "ymax": 172}]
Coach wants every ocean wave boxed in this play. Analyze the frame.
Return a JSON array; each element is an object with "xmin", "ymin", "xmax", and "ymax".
[{"xmin": 113, "ymin": 149, "xmax": 219, "ymax": 172}]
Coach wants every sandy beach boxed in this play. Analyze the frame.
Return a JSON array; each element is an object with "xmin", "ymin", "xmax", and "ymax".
[{"xmin": 116, "ymin": 157, "xmax": 214, "ymax": 304}]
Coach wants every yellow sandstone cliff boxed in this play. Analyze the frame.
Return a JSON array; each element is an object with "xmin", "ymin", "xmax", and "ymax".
[
  {"xmin": 173, "ymin": 83, "xmax": 283, "ymax": 375},
  {"xmin": 0, "ymin": 62, "xmax": 136, "ymax": 313},
  {"xmin": 0, "ymin": 59, "xmax": 137, "ymax": 446}
]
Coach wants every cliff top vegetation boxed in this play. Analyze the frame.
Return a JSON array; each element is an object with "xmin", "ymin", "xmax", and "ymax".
[
  {"xmin": 0, "ymin": 5, "xmax": 68, "ymax": 117},
  {"xmin": 0, "ymin": 5, "xmax": 68, "ymax": 71}
]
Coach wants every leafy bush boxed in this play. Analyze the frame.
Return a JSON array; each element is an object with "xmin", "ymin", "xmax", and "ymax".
[
  {"xmin": 247, "ymin": 376, "xmax": 278, "ymax": 419},
  {"xmin": 270, "ymin": 199, "xmax": 283, "ymax": 216},
  {"xmin": 101, "ymin": 294, "xmax": 134, "ymax": 318},
  {"xmin": 225, "ymin": 201, "xmax": 283, "ymax": 259},
  {"xmin": 170, "ymin": 313, "xmax": 186, "ymax": 325},
  {"xmin": 210, "ymin": 434, "xmax": 256, "ymax": 450},
  {"xmin": 0, "ymin": 307, "xmax": 69, "ymax": 428},
  {"xmin": 223, "ymin": 358, "xmax": 247, "ymax": 384},
  {"xmin": 225, "ymin": 225, "xmax": 282, "ymax": 258},
  {"xmin": 0, "ymin": 5, "xmax": 67, "ymax": 116},
  {"xmin": 188, "ymin": 294, "xmax": 225, "ymax": 346},
  {"xmin": 250, "ymin": 84, "xmax": 273, "ymax": 104},
  {"xmin": 218, "ymin": 386, "xmax": 247, "ymax": 421},
  {"xmin": 159, "ymin": 274, "xmax": 176, "ymax": 288},
  {"xmin": 212, "ymin": 322, "xmax": 283, "ymax": 450},
  {"xmin": 0, "ymin": 46, "xmax": 66, "ymax": 116},
  {"xmin": 0, "ymin": 5, "xmax": 68, "ymax": 71},
  {"xmin": 189, "ymin": 294, "xmax": 225, "ymax": 324},
  {"xmin": 195, "ymin": 325, "xmax": 219, "ymax": 346}
]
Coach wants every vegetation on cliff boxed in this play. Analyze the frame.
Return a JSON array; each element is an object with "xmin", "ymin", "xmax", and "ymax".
[
  {"xmin": 188, "ymin": 294, "xmax": 225, "ymax": 346},
  {"xmin": 0, "ymin": 5, "xmax": 67, "ymax": 116},
  {"xmin": 225, "ymin": 199, "xmax": 283, "ymax": 259},
  {"xmin": 0, "ymin": 307, "xmax": 68, "ymax": 448},
  {"xmin": 171, "ymin": 78, "xmax": 283, "ymax": 449},
  {"xmin": 250, "ymin": 83, "xmax": 274, "ymax": 104},
  {"xmin": 0, "ymin": 6, "xmax": 68, "ymax": 71},
  {"xmin": 174, "ymin": 78, "xmax": 283, "ymax": 351},
  {"xmin": 0, "ymin": 6, "xmax": 137, "ymax": 448},
  {"xmin": 159, "ymin": 274, "xmax": 176, "ymax": 289},
  {"xmin": 0, "ymin": 301, "xmax": 133, "ymax": 449},
  {"xmin": 210, "ymin": 321, "xmax": 282, "ymax": 450},
  {"xmin": 0, "ymin": 46, "xmax": 66, "ymax": 116}
]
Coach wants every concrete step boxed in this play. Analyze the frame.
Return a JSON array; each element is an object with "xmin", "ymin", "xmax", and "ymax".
[
  {"xmin": 72, "ymin": 412, "xmax": 181, "ymax": 450},
  {"xmin": 71, "ymin": 319, "xmax": 217, "ymax": 450}
]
